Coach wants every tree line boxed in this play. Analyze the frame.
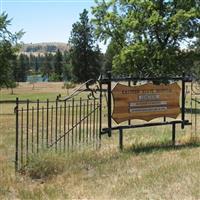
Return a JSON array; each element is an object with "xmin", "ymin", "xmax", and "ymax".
[
  {"xmin": 12, "ymin": 50, "xmax": 71, "ymax": 82},
  {"xmin": 0, "ymin": 0, "xmax": 200, "ymax": 90}
]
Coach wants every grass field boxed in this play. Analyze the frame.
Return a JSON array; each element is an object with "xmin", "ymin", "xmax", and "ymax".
[{"xmin": 0, "ymin": 82, "xmax": 200, "ymax": 200}]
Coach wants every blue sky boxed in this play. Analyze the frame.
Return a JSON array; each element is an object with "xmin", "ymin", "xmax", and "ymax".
[{"xmin": 1, "ymin": 0, "xmax": 107, "ymax": 51}]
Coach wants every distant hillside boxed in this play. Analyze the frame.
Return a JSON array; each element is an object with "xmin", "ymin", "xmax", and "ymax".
[{"xmin": 20, "ymin": 42, "xmax": 70, "ymax": 56}]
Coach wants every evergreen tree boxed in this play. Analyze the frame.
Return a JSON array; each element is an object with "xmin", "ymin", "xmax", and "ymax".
[
  {"xmin": 69, "ymin": 9, "xmax": 102, "ymax": 82},
  {"xmin": 17, "ymin": 54, "xmax": 28, "ymax": 82},
  {"xmin": 63, "ymin": 50, "xmax": 72, "ymax": 81},
  {"xmin": 41, "ymin": 53, "xmax": 53, "ymax": 78},
  {"xmin": 35, "ymin": 55, "xmax": 39, "ymax": 72},
  {"xmin": 54, "ymin": 49, "xmax": 63, "ymax": 81},
  {"xmin": 29, "ymin": 54, "xmax": 37, "ymax": 73},
  {"xmin": 0, "ymin": 13, "xmax": 23, "ymax": 88}
]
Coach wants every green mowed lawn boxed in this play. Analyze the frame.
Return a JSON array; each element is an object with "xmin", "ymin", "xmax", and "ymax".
[{"xmin": 0, "ymin": 87, "xmax": 200, "ymax": 199}]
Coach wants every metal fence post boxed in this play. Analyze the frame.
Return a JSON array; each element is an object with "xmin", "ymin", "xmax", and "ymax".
[
  {"xmin": 107, "ymin": 71, "xmax": 112, "ymax": 137},
  {"xmin": 119, "ymin": 129, "xmax": 123, "ymax": 150},
  {"xmin": 172, "ymin": 123, "xmax": 176, "ymax": 146},
  {"xmin": 128, "ymin": 80, "xmax": 131, "ymax": 125},
  {"xmin": 99, "ymin": 75, "xmax": 102, "ymax": 147},
  {"xmin": 15, "ymin": 97, "xmax": 19, "ymax": 172},
  {"xmin": 181, "ymin": 73, "xmax": 185, "ymax": 129}
]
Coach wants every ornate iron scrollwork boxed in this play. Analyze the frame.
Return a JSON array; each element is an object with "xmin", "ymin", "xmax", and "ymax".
[
  {"xmin": 86, "ymin": 79, "xmax": 100, "ymax": 99},
  {"xmin": 191, "ymin": 79, "xmax": 200, "ymax": 95},
  {"xmin": 57, "ymin": 78, "xmax": 101, "ymax": 101}
]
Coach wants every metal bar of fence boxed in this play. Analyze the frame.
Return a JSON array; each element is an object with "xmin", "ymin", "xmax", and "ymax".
[
  {"xmin": 55, "ymin": 98, "xmax": 58, "ymax": 152},
  {"xmin": 59, "ymin": 105, "xmax": 62, "ymax": 152},
  {"xmin": 67, "ymin": 103, "xmax": 70, "ymax": 151},
  {"xmin": 107, "ymin": 72, "xmax": 112, "ymax": 137},
  {"xmin": 181, "ymin": 74, "xmax": 185, "ymax": 129},
  {"xmin": 15, "ymin": 98, "xmax": 19, "ymax": 171},
  {"xmin": 102, "ymin": 120, "xmax": 190, "ymax": 133},
  {"xmin": 75, "ymin": 103, "xmax": 78, "ymax": 146},
  {"xmin": 100, "ymin": 76, "xmax": 190, "ymax": 83},
  {"xmin": 96, "ymin": 102, "xmax": 99, "ymax": 148},
  {"xmin": 99, "ymin": 79, "xmax": 102, "ymax": 147},
  {"xmin": 26, "ymin": 100, "xmax": 29, "ymax": 163},
  {"xmin": 48, "ymin": 105, "xmax": 100, "ymax": 148},
  {"xmin": 90, "ymin": 102, "xmax": 92, "ymax": 142},
  {"xmin": 46, "ymin": 99, "xmax": 49, "ymax": 148},
  {"xmin": 128, "ymin": 80, "xmax": 131, "ymax": 126},
  {"xmin": 36, "ymin": 99, "xmax": 39, "ymax": 153},
  {"xmin": 21, "ymin": 108, "xmax": 24, "ymax": 167},
  {"xmin": 42, "ymin": 106, "xmax": 44, "ymax": 148},
  {"xmin": 71, "ymin": 98, "xmax": 75, "ymax": 150},
  {"xmin": 64, "ymin": 100, "xmax": 67, "ymax": 152},
  {"xmin": 86, "ymin": 99, "xmax": 89, "ymax": 144},
  {"xmin": 83, "ymin": 102, "xmax": 86, "ymax": 144},
  {"xmin": 1, "ymin": 99, "xmax": 94, "ymax": 104},
  {"xmin": 93, "ymin": 99, "xmax": 96, "ymax": 146},
  {"xmin": 31, "ymin": 107, "xmax": 34, "ymax": 153},
  {"xmin": 50, "ymin": 106, "xmax": 53, "ymax": 145},
  {"xmin": 195, "ymin": 97, "xmax": 197, "ymax": 135},
  {"xmin": 79, "ymin": 98, "xmax": 82, "ymax": 145}
]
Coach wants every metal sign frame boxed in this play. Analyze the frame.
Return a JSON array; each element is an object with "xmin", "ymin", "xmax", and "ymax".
[{"xmin": 100, "ymin": 72, "xmax": 192, "ymax": 149}]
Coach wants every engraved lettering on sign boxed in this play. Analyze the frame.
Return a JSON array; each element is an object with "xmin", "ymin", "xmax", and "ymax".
[
  {"xmin": 138, "ymin": 94, "xmax": 160, "ymax": 101},
  {"xmin": 130, "ymin": 107, "xmax": 167, "ymax": 113},
  {"xmin": 129, "ymin": 101, "xmax": 167, "ymax": 107}
]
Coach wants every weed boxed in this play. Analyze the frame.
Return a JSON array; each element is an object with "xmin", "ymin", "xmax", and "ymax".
[{"xmin": 26, "ymin": 151, "xmax": 67, "ymax": 179}]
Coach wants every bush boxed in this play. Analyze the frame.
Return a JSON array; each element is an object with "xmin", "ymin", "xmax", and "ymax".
[
  {"xmin": 26, "ymin": 151, "xmax": 66, "ymax": 179},
  {"xmin": 49, "ymin": 73, "xmax": 61, "ymax": 82}
]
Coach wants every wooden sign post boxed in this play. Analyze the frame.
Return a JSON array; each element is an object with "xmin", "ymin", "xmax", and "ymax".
[{"xmin": 112, "ymin": 83, "xmax": 181, "ymax": 124}]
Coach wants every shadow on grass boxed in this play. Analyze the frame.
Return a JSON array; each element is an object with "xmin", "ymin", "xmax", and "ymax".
[{"xmin": 125, "ymin": 139, "xmax": 200, "ymax": 155}]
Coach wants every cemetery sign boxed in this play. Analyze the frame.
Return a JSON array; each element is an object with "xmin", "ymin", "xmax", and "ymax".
[{"xmin": 112, "ymin": 83, "xmax": 181, "ymax": 123}]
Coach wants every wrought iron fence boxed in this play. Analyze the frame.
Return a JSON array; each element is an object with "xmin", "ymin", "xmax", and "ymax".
[{"xmin": 15, "ymin": 95, "xmax": 102, "ymax": 171}]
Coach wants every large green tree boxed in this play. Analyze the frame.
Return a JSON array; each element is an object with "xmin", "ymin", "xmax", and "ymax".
[
  {"xmin": 54, "ymin": 49, "xmax": 63, "ymax": 81},
  {"xmin": 0, "ymin": 13, "xmax": 23, "ymax": 87},
  {"xmin": 41, "ymin": 53, "xmax": 54, "ymax": 78},
  {"xmin": 69, "ymin": 9, "xmax": 102, "ymax": 82},
  {"xmin": 92, "ymin": 0, "xmax": 200, "ymax": 77},
  {"xmin": 13, "ymin": 54, "xmax": 28, "ymax": 82}
]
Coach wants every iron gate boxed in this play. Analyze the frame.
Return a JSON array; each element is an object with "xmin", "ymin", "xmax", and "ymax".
[{"xmin": 15, "ymin": 82, "xmax": 102, "ymax": 171}]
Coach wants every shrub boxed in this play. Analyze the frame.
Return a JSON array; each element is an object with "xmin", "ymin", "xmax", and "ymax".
[
  {"xmin": 49, "ymin": 73, "xmax": 60, "ymax": 82},
  {"xmin": 26, "ymin": 151, "xmax": 66, "ymax": 179}
]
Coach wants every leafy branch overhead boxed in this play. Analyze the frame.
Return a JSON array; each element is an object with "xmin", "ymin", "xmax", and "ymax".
[
  {"xmin": 92, "ymin": 0, "xmax": 200, "ymax": 77},
  {"xmin": 0, "ymin": 12, "xmax": 24, "ymax": 88}
]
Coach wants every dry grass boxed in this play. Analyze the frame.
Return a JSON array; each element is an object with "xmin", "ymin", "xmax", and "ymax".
[{"xmin": 0, "ymin": 83, "xmax": 200, "ymax": 200}]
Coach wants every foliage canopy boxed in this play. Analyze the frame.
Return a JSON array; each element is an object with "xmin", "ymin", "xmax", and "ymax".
[
  {"xmin": 92, "ymin": 0, "xmax": 200, "ymax": 77},
  {"xmin": 0, "ymin": 12, "xmax": 24, "ymax": 87}
]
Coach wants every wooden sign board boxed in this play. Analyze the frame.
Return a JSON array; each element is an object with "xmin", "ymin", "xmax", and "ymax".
[{"xmin": 112, "ymin": 83, "xmax": 181, "ymax": 124}]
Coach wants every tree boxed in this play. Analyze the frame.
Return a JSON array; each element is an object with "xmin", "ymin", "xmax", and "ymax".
[
  {"xmin": 0, "ymin": 12, "xmax": 23, "ymax": 88},
  {"xmin": 41, "ymin": 53, "xmax": 53, "ymax": 78},
  {"xmin": 69, "ymin": 9, "xmax": 102, "ymax": 82},
  {"xmin": 103, "ymin": 39, "xmax": 119, "ymax": 73},
  {"xmin": 191, "ymin": 33, "xmax": 200, "ymax": 78},
  {"xmin": 92, "ymin": 0, "xmax": 200, "ymax": 77},
  {"xmin": 17, "ymin": 54, "xmax": 28, "ymax": 82},
  {"xmin": 54, "ymin": 49, "xmax": 63, "ymax": 81},
  {"xmin": 63, "ymin": 50, "xmax": 73, "ymax": 81}
]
